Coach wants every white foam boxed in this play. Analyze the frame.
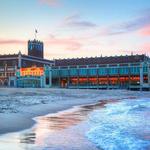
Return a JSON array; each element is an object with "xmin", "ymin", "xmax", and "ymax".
[{"xmin": 86, "ymin": 98, "xmax": 150, "ymax": 150}]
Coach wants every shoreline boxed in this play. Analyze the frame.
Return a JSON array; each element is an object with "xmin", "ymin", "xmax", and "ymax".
[
  {"xmin": 0, "ymin": 88, "xmax": 150, "ymax": 136},
  {"xmin": 0, "ymin": 88, "xmax": 103, "ymax": 135},
  {"xmin": 0, "ymin": 100, "xmax": 105, "ymax": 150},
  {"xmin": 0, "ymin": 98, "xmax": 99, "ymax": 135}
]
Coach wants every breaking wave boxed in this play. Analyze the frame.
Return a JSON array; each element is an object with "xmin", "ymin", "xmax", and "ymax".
[{"xmin": 86, "ymin": 98, "xmax": 150, "ymax": 150}]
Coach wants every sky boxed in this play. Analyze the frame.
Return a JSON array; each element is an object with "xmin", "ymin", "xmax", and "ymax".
[{"xmin": 0, "ymin": 0, "xmax": 150, "ymax": 59}]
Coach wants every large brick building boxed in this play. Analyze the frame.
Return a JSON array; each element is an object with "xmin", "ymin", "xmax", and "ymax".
[
  {"xmin": 0, "ymin": 39, "xmax": 54, "ymax": 87},
  {"xmin": 52, "ymin": 54, "xmax": 150, "ymax": 90},
  {"xmin": 0, "ymin": 39, "xmax": 149, "ymax": 90}
]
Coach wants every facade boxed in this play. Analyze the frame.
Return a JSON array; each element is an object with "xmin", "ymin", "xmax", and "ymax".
[
  {"xmin": 13, "ymin": 66, "xmax": 52, "ymax": 88},
  {"xmin": 52, "ymin": 55, "xmax": 150, "ymax": 90},
  {"xmin": 0, "ymin": 52, "xmax": 54, "ymax": 87},
  {"xmin": 3, "ymin": 54, "xmax": 150, "ymax": 90},
  {"xmin": 28, "ymin": 40, "xmax": 44, "ymax": 58},
  {"xmin": 0, "ymin": 37, "xmax": 149, "ymax": 90}
]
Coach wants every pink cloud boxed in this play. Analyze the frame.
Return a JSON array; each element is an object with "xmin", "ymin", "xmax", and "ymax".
[
  {"xmin": 139, "ymin": 25, "xmax": 150, "ymax": 36},
  {"xmin": 99, "ymin": 9, "xmax": 150, "ymax": 36},
  {"xmin": 0, "ymin": 39, "xmax": 26, "ymax": 45},
  {"xmin": 142, "ymin": 43, "xmax": 150, "ymax": 51},
  {"xmin": 39, "ymin": 0, "xmax": 60, "ymax": 7},
  {"xmin": 45, "ymin": 37, "xmax": 82, "ymax": 51},
  {"xmin": 131, "ymin": 43, "xmax": 150, "ymax": 55}
]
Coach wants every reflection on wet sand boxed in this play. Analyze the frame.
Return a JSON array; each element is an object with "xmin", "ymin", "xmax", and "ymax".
[
  {"xmin": 20, "ymin": 132, "xmax": 36, "ymax": 144},
  {"xmin": 20, "ymin": 99, "xmax": 118, "ymax": 147}
]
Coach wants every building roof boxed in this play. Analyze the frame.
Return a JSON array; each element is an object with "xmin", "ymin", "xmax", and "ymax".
[
  {"xmin": 0, "ymin": 54, "xmax": 18, "ymax": 59},
  {"xmin": 22, "ymin": 54, "xmax": 53, "ymax": 63},
  {"xmin": 54, "ymin": 54, "xmax": 149, "ymax": 67},
  {"xmin": 0, "ymin": 53, "xmax": 52, "ymax": 62}
]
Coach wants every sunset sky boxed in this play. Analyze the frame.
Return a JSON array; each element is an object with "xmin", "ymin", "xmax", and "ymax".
[{"xmin": 0, "ymin": 0, "xmax": 150, "ymax": 59}]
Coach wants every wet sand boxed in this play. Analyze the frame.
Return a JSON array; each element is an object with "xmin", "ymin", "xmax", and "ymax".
[
  {"xmin": 0, "ymin": 100, "xmax": 114, "ymax": 150},
  {"xmin": 0, "ymin": 88, "xmax": 103, "ymax": 135},
  {"xmin": 0, "ymin": 88, "xmax": 137, "ymax": 135},
  {"xmin": 0, "ymin": 89, "xmax": 150, "ymax": 150}
]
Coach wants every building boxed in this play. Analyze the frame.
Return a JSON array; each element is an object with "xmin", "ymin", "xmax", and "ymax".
[
  {"xmin": 7, "ymin": 54, "xmax": 150, "ymax": 90},
  {"xmin": 0, "ymin": 38, "xmax": 149, "ymax": 90},
  {"xmin": 51, "ymin": 54, "xmax": 150, "ymax": 90},
  {"xmin": 0, "ymin": 52, "xmax": 54, "ymax": 87},
  {"xmin": 28, "ymin": 40, "xmax": 44, "ymax": 58},
  {"xmin": 0, "ymin": 38, "xmax": 54, "ymax": 87},
  {"xmin": 13, "ymin": 66, "xmax": 52, "ymax": 88}
]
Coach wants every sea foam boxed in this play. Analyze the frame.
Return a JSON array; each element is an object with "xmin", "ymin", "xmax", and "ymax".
[{"xmin": 86, "ymin": 98, "xmax": 150, "ymax": 150}]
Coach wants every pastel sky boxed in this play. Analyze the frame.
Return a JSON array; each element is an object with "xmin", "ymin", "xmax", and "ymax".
[{"xmin": 0, "ymin": 0, "xmax": 150, "ymax": 59}]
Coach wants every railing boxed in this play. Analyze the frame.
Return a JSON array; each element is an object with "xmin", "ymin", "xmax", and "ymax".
[{"xmin": 52, "ymin": 65, "xmax": 148, "ymax": 78}]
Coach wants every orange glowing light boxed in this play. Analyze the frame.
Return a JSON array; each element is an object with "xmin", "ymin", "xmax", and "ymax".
[{"xmin": 20, "ymin": 67, "xmax": 44, "ymax": 76}]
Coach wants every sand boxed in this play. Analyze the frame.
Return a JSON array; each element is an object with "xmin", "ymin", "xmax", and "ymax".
[{"xmin": 0, "ymin": 88, "xmax": 150, "ymax": 135}]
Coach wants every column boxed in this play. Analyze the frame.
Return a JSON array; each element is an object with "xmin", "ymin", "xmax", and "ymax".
[
  {"xmin": 140, "ymin": 63, "xmax": 143, "ymax": 91},
  {"xmin": 148, "ymin": 63, "xmax": 150, "ymax": 89},
  {"xmin": 42, "ymin": 65, "xmax": 46, "ymax": 88},
  {"xmin": 128, "ymin": 63, "xmax": 131, "ymax": 89},
  {"xmin": 87, "ymin": 65, "xmax": 89, "ymax": 88},
  {"xmin": 67, "ymin": 66, "xmax": 70, "ymax": 88},
  {"xmin": 8, "ymin": 77, "xmax": 10, "ymax": 87},
  {"xmin": 77, "ymin": 65, "xmax": 79, "ymax": 88},
  {"xmin": 58, "ymin": 66, "xmax": 61, "ymax": 88},
  {"xmin": 40, "ymin": 76, "xmax": 44, "ymax": 88},
  {"xmin": 18, "ymin": 51, "xmax": 22, "ymax": 68},
  {"xmin": 117, "ymin": 64, "xmax": 120, "ymax": 89},
  {"xmin": 49, "ymin": 66, "xmax": 52, "ymax": 87},
  {"xmin": 107, "ymin": 64, "xmax": 109, "ymax": 89},
  {"xmin": 96, "ymin": 64, "xmax": 99, "ymax": 89},
  {"xmin": 4, "ymin": 63, "xmax": 7, "ymax": 77}
]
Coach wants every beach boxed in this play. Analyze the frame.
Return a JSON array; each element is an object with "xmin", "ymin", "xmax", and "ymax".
[
  {"xmin": 0, "ymin": 88, "xmax": 110, "ymax": 134},
  {"xmin": 0, "ymin": 88, "xmax": 150, "ymax": 150}
]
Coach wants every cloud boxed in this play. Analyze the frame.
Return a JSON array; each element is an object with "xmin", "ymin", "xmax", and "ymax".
[
  {"xmin": 0, "ymin": 39, "xmax": 26, "ymax": 45},
  {"xmin": 138, "ymin": 25, "xmax": 150, "ymax": 36},
  {"xmin": 62, "ymin": 14, "xmax": 97, "ymax": 28},
  {"xmin": 39, "ymin": 0, "xmax": 60, "ymax": 7},
  {"xmin": 100, "ymin": 9, "xmax": 150, "ymax": 36},
  {"xmin": 46, "ymin": 36, "xmax": 82, "ymax": 51},
  {"xmin": 123, "ymin": 42, "xmax": 150, "ymax": 55},
  {"xmin": 141, "ymin": 43, "xmax": 150, "ymax": 52}
]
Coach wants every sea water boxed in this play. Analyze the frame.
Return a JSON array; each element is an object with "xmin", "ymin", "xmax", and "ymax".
[
  {"xmin": 0, "ymin": 95, "xmax": 150, "ymax": 150},
  {"xmin": 86, "ymin": 98, "xmax": 150, "ymax": 150}
]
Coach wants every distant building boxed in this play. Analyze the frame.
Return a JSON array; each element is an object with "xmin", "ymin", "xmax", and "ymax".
[
  {"xmin": 0, "ymin": 38, "xmax": 150, "ymax": 90},
  {"xmin": 0, "ymin": 52, "xmax": 54, "ymax": 87},
  {"xmin": 6, "ymin": 54, "xmax": 150, "ymax": 90},
  {"xmin": 14, "ymin": 66, "xmax": 52, "ymax": 88},
  {"xmin": 52, "ymin": 54, "xmax": 150, "ymax": 90},
  {"xmin": 0, "ymin": 38, "xmax": 54, "ymax": 87},
  {"xmin": 28, "ymin": 40, "xmax": 44, "ymax": 58}
]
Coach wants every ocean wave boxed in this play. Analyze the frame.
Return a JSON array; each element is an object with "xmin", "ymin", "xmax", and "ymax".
[{"xmin": 86, "ymin": 98, "xmax": 150, "ymax": 150}]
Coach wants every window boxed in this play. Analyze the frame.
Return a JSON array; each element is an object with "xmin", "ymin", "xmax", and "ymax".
[
  {"xmin": 98, "ymin": 68, "xmax": 107, "ymax": 75},
  {"xmin": 119, "ymin": 67, "xmax": 129, "ymax": 75},
  {"xmin": 79, "ymin": 69, "xmax": 87, "ymax": 76},
  {"xmin": 70, "ymin": 69, "xmax": 78, "ymax": 76},
  {"xmin": 88, "ymin": 68, "xmax": 97, "ymax": 76}
]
